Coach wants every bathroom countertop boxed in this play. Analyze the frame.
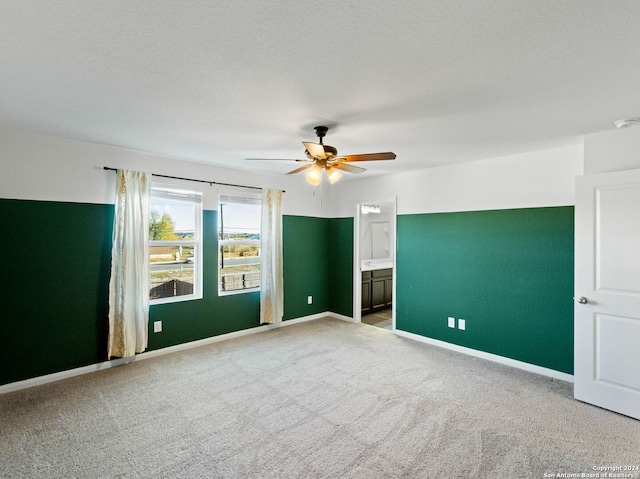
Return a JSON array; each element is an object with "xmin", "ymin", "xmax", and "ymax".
[{"xmin": 361, "ymin": 261, "xmax": 393, "ymax": 271}]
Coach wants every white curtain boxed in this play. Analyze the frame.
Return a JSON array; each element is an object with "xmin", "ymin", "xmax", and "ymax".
[
  {"xmin": 108, "ymin": 169, "xmax": 151, "ymax": 358},
  {"xmin": 260, "ymin": 189, "xmax": 283, "ymax": 324}
]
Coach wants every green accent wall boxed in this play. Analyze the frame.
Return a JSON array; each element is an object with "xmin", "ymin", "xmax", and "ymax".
[
  {"xmin": 0, "ymin": 199, "xmax": 113, "ymax": 385},
  {"xmin": 328, "ymin": 217, "xmax": 354, "ymax": 317},
  {"xmin": 151, "ymin": 213, "xmax": 334, "ymax": 349},
  {"xmin": 397, "ymin": 207, "xmax": 575, "ymax": 374},
  {"xmin": 147, "ymin": 210, "xmax": 262, "ymax": 351},
  {"xmin": 0, "ymin": 198, "xmax": 574, "ymax": 386},
  {"xmin": 282, "ymin": 215, "xmax": 330, "ymax": 319},
  {"xmin": 0, "ymin": 201, "xmax": 333, "ymax": 386}
]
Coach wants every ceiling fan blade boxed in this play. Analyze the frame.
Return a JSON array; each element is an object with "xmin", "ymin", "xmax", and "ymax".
[
  {"xmin": 286, "ymin": 164, "xmax": 314, "ymax": 175},
  {"xmin": 339, "ymin": 152, "xmax": 396, "ymax": 162},
  {"xmin": 303, "ymin": 141, "xmax": 326, "ymax": 160},
  {"xmin": 332, "ymin": 162, "xmax": 366, "ymax": 174}
]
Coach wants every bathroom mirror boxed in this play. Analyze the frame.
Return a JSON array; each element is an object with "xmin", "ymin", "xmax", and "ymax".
[{"xmin": 370, "ymin": 221, "xmax": 390, "ymax": 259}]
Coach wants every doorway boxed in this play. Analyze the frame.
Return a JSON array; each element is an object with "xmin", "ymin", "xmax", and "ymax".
[{"xmin": 353, "ymin": 198, "xmax": 397, "ymax": 331}]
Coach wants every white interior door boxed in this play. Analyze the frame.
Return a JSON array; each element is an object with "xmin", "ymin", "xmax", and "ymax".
[{"xmin": 575, "ymin": 169, "xmax": 640, "ymax": 419}]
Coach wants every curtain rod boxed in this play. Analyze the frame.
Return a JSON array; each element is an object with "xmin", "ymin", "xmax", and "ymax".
[{"xmin": 103, "ymin": 167, "xmax": 284, "ymax": 192}]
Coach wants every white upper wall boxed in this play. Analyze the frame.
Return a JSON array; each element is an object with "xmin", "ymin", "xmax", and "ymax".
[
  {"xmin": 330, "ymin": 144, "xmax": 584, "ymax": 217},
  {"xmin": 584, "ymin": 126, "xmax": 640, "ymax": 175},
  {"xmin": 0, "ymin": 127, "xmax": 328, "ymax": 217},
  {"xmin": 2, "ymin": 127, "xmax": 589, "ymax": 218}
]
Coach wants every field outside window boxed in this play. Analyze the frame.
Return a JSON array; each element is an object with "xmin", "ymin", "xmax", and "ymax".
[
  {"xmin": 149, "ymin": 187, "xmax": 202, "ymax": 304},
  {"xmin": 219, "ymin": 193, "xmax": 261, "ymax": 294}
]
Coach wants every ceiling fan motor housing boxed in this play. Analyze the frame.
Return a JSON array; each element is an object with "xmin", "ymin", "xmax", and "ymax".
[
  {"xmin": 314, "ymin": 125, "xmax": 329, "ymax": 139},
  {"xmin": 247, "ymin": 124, "xmax": 395, "ymax": 179},
  {"xmin": 313, "ymin": 126, "xmax": 337, "ymax": 157}
]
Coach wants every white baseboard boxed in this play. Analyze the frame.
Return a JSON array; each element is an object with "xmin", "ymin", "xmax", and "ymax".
[
  {"xmin": 0, "ymin": 312, "xmax": 330, "ymax": 395},
  {"xmin": 2, "ymin": 314, "xmax": 571, "ymax": 395},
  {"xmin": 329, "ymin": 312, "xmax": 356, "ymax": 323},
  {"xmin": 394, "ymin": 329, "xmax": 574, "ymax": 383}
]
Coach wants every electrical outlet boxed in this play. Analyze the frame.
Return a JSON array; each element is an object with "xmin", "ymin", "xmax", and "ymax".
[
  {"xmin": 458, "ymin": 319, "xmax": 466, "ymax": 330},
  {"xmin": 308, "ymin": 295, "xmax": 313, "ymax": 305},
  {"xmin": 154, "ymin": 321, "xmax": 162, "ymax": 333},
  {"xmin": 448, "ymin": 317, "xmax": 455, "ymax": 328}
]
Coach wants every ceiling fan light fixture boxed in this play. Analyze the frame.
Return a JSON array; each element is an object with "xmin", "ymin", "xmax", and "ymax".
[
  {"xmin": 326, "ymin": 168, "xmax": 342, "ymax": 184},
  {"xmin": 247, "ymin": 126, "xmax": 396, "ymax": 185},
  {"xmin": 305, "ymin": 165, "xmax": 322, "ymax": 186},
  {"xmin": 361, "ymin": 203, "xmax": 381, "ymax": 215}
]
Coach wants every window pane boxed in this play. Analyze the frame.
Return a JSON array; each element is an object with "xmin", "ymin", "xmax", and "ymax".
[
  {"xmin": 219, "ymin": 193, "xmax": 261, "ymax": 293},
  {"xmin": 148, "ymin": 185, "xmax": 202, "ymax": 304},
  {"xmin": 150, "ymin": 245, "xmax": 196, "ymax": 300},
  {"xmin": 150, "ymin": 196, "xmax": 196, "ymax": 240},
  {"xmin": 220, "ymin": 202, "xmax": 261, "ymax": 241},
  {"xmin": 220, "ymin": 243, "xmax": 260, "ymax": 291}
]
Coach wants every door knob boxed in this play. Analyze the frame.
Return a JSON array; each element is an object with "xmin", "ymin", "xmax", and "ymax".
[{"xmin": 577, "ymin": 296, "xmax": 588, "ymax": 304}]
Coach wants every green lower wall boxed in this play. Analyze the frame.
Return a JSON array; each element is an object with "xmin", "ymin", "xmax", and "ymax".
[
  {"xmin": 397, "ymin": 207, "xmax": 575, "ymax": 374},
  {"xmin": 151, "ymin": 214, "xmax": 332, "ymax": 349},
  {"xmin": 328, "ymin": 217, "xmax": 354, "ymax": 317},
  {"xmin": 0, "ymin": 199, "xmax": 113, "ymax": 384},
  {"xmin": 0, "ymin": 200, "xmax": 332, "ymax": 386},
  {"xmin": 0, "ymin": 199, "xmax": 574, "ymax": 386},
  {"xmin": 282, "ymin": 215, "xmax": 330, "ymax": 319},
  {"xmin": 147, "ymin": 210, "xmax": 262, "ymax": 351}
]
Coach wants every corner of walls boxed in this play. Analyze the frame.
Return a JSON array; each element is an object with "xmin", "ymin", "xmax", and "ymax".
[
  {"xmin": 331, "ymin": 144, "xmax": 581, "ymax": 375},
  {"xmin": 0, "ymin": 127, "xmax": 333, "ymax": 387}
]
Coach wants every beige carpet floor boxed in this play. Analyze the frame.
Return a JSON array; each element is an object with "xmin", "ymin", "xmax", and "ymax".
[{"xmin": 1, "ymin": 317, "xmax": 638, "ymax": 478}]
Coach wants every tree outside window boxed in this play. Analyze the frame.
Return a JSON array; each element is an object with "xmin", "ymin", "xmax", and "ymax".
[{"xmin": 149, "ymin": 187, "xmax": 202, "ymax": 303}]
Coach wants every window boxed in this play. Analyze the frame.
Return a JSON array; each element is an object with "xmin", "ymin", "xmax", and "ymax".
[
  {"xmin": 218, "ymin": 192, "xmax": 261, "ymax": 294},
  {"xmin": 149, "ymin": 186, "xmax": 202, "ymax": 304}
]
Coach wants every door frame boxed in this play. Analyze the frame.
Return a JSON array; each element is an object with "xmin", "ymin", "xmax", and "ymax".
[
  {"xmin": 353, "ymin": 197, "xmax": 397, "ymax": 329},
  {"xmin": 574, "ymin": 168, "xmax": 640, "ymax": 419}
]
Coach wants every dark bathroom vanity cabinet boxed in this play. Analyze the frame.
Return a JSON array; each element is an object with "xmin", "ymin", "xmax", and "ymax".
[{"xmin": 362, "ymin": 268, "xmax": 393, "ymax": 315}]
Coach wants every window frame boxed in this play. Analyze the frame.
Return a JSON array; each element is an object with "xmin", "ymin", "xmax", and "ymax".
[
  {"xmin": 218, "ymin": 190, "xmax": 262, "ymax": 296},
  {"xmin": 149, "ymin": 185, "xmax": 203, "ymax": 305}
]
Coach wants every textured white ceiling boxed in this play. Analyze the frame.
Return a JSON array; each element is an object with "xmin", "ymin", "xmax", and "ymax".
[{"xmin": 1, "ymin": 1, "xmax": 639, "ymax": 180}]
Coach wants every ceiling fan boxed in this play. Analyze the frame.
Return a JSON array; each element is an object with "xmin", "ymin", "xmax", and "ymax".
[{"xmin": 246, "ymin": 126, "xmax": 396, "ymax": 185}]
